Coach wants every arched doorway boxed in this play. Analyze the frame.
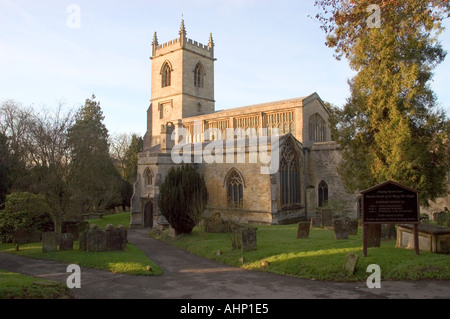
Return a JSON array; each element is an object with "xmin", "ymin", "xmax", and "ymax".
[{"xmin": 144, "ymin": 201, "xmax": 153, "ymax": 228}]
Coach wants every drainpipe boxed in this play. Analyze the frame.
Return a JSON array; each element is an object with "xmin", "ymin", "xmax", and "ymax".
[{"xmin": 303, "ymin": 147, "xmax": 310, "ymax": 220}]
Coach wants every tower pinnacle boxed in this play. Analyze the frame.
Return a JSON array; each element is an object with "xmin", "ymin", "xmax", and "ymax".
[{"xmin": 179, "ymin": 16, "xmax": 186, "ymax": 38}]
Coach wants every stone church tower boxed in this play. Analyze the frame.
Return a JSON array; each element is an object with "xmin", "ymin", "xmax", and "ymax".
[{"xmin": 144, "ymin": 19, "xmax": 216, "ymax": 149}]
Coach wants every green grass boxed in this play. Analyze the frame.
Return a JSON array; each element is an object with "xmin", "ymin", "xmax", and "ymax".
[
  {"xmin": 87, "ymin": 212, "xmax": 131, "ymax": 229},
  {"xmin": 0, "ymin": 241, "xmax": 163, "ymax": 276},
  {"xmin": 0, "ymin": 269, "xmax": 72, "ymax": 299},
  {"xmin": 150, "ymin": 224, "xmax": 450, "ymax": 282}
]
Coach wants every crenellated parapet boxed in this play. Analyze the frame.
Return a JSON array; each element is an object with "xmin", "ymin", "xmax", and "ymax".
[{"xmin": 151, "ymin": 18, "xmax": 214, "ymax": 59}]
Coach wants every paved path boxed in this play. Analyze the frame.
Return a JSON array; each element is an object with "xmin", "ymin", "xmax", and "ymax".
[{"xmin": 1, "ymin": 229, "xmax": 449, "ymax": 299}]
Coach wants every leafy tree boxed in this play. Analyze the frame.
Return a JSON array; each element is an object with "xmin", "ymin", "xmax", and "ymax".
[
  {"xmin": 0, "ymin": 192, "xmax": 54, "ymax": 243},
  {"xmin": 0, "ymin": 133, "xmax": 9, "ymax": 209},
  {"xmin": 315, "ymin": 0, "xmax": 450, "ymax": 205},
  {"xmin": 68, "ymin": 95, "xmax": 122, "ymax": 216},
  {"xmin": 158, "ymin": 165, "xmax": 208, "ymax": 234}
]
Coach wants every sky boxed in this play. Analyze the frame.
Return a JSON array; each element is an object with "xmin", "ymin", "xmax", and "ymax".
[{"xmin": 1, "ymin": 0, "xmax": 449, "ymax": 136}]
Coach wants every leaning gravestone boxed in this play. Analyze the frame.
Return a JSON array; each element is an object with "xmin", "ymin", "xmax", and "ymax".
[
  {"xmin": 343, "ymin": 253, "xmax": 360, "ymax": 274},
  {"xmin": 332, "ymin": 218, "xmax": 349, "ymax": 240},
  {"xmin": 59, "ymin": 233, "xmax": 74, "ymax": 251},
  {"xmin": 42, "ymin": 232, "xmax": 57, "ymax": 253}
]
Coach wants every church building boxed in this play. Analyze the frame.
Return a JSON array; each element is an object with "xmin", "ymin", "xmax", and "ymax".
[{"xmin": 130, "ymin": 20, "xmax": 357, "ymax": 229}]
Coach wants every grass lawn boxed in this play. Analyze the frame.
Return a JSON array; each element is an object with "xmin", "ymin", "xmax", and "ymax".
[
  {"xmin": 0, "ymin": 242, "xmax": 162, "ymax": 276},
  {"xmin": 150, "ymin": 224, "xmax": 450, "ymax": 282},
  {"xmin": 0, "ymin": 269, "xmax": 72, "ymax": 299},
  {"xmin": 88, "ymin": 212, "xmax": 131, "ymax": 229}
]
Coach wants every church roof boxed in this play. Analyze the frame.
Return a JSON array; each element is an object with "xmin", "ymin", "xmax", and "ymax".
[{"xmin": 183, "ymin": 92, "xmax": 323, "ymax": 122}]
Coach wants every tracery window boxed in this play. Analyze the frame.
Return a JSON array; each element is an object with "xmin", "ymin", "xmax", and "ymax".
[
  {"xmin": 226, "ymin": 169, "xmax": 244, "ymax": 208},
  {"xmin": 318, "ymin": 180, "xmax": 329, "ymax": 207},
  {"xmin": 309, "ymin": 113, "xmax": 326, "ymax": 142},
  {"xmin": 161, "ymin": 62, "xmax": 171, "ymax": 88},
  {"xmin": 280, "ymin": 141, "xmax": 300, "ymax": 206}
]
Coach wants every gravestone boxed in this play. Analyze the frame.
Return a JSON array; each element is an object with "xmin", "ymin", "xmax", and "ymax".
[
  {"xmin": 42, "ymin": 232, "xmax": 57, "ymax": 253},
  {"xmin": 296, "ymin": 221, "xmax": 310, "ymax": 239},
  {"xmin": 343, "ymin": 253, "xmax": 360, "ymax": 274},
  {"xmin": 367, "ymin": 224, "xmax": 381, "ymax": 247},
  {"xmin": 240, "ymin": 227, "xmax": 257, "ymax": 251},
  {"xmin": 86, "ymin": 228, "xmax": 106, "ymax": 252},
  {"xmin": 321, "ymin": 209, "xmax": 332, "ymax": 227},
  {"xmin": 62, "ymin": 221, "xmax": 80, "ymax": 240},
  {"xmin": 332, "ymin": 218, "xmax": 349, "ymax": 240},
  {"xmin": 310, "ymin": 216, "xmax": 322, "ymax": 228},
  {"xmin": 346, "ymin": 219, "xmax": 359, "ymax": 236},
  {"xmin": 105, "ymin": 225, "xmax": 126, "ymax": 251},
  {"xmin": 205, "ymin": 214, "xmax": 230, "ymax": 233},
  {"xmin": 117, "ymin": 225, "xmax": 128, "ymax": 250},
  {"xmin": 59, "ymin": 233, "xmax": 74, "ymax": 251},
  {"xmin": 79, "ymin": 229, "xmax": 88, "ymax": 251},
  {"xmin": 13, "ymin": 229, "xmax": 31, "ymax": 245}
]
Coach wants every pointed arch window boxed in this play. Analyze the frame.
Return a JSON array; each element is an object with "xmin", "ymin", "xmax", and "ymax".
[
  {"xmin": 225, "ymin": 169, "xmax": 244, "ymax": 208},
  {"xmin": 144, "ymin": 167, "xmax": 154, "ymax": 186},
  {"xmin": 194, "ymin": 63, "xmax": 204, "ymax": 88},
  {"xmin": 318, "ymin": 180, "xmax": 329, "ymax": 207},
  {"xmin": 280, "ymin": 142, "xmax": 300, "ymax": 207},
  {"xmin": 161, "ymin": 62, "xmax": 172, "ymax": 88},
  {"xmin": 309, "ymin": 113, "xmax": 326, "ymax": 142}
]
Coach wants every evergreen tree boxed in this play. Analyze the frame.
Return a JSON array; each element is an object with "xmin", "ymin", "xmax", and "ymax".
[
  {"xmin": 315, "ymin": 0, "xmax": 450, "ymax": 204},
  {"xmin": 158, "ymin": 165, "xmax": 208, "ymax": 234},
  {"xmin": 68, "ymin": 95, "xmax": 122, "ymax": 215}
]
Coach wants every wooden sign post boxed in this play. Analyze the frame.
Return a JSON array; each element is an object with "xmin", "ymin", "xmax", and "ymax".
[{"xmin": 361, "ymin": 181, "xmax": 420, "ymax": 257}]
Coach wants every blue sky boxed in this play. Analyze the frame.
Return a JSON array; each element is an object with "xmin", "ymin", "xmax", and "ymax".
[{"xmin": 1, "ymin": 0, "xmax": 449, "ymax": 136}]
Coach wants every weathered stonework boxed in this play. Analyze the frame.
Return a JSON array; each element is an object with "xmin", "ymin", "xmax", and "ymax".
[{"xmin": 130, "ymin": 20, "xmax": 359, "ymax": 229}]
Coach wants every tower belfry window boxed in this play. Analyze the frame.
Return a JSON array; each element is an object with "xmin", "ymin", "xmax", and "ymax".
[
  {"xmin": 194, "ymin": 63, "xmax": 203, "ymax": 88},
  {"xmin": 162, "ymin": 63, "xmax": 171, "ymax": 88}
]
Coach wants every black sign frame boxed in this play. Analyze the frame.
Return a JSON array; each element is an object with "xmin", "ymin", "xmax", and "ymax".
[{"xmin": 360, "ymin": 180, "xmax": 420, "ymax": 256}]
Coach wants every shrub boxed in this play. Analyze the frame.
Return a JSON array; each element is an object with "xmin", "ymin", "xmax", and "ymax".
[
  {"xmin": 435, "ymin": 211, "xmax": 450, "ymax": 228},
  {"xmin": 158, "ymin": 165, "xmax": 208, "ymax": 234},
  {"xmin": 0, "ymin": 192, "xmax": 54, "ymax": 243}
]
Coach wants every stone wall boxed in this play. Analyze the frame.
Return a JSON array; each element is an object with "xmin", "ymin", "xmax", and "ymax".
[{"xmin": 308, "ymin": 142, "xmax": 358, "ymax": 217}]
